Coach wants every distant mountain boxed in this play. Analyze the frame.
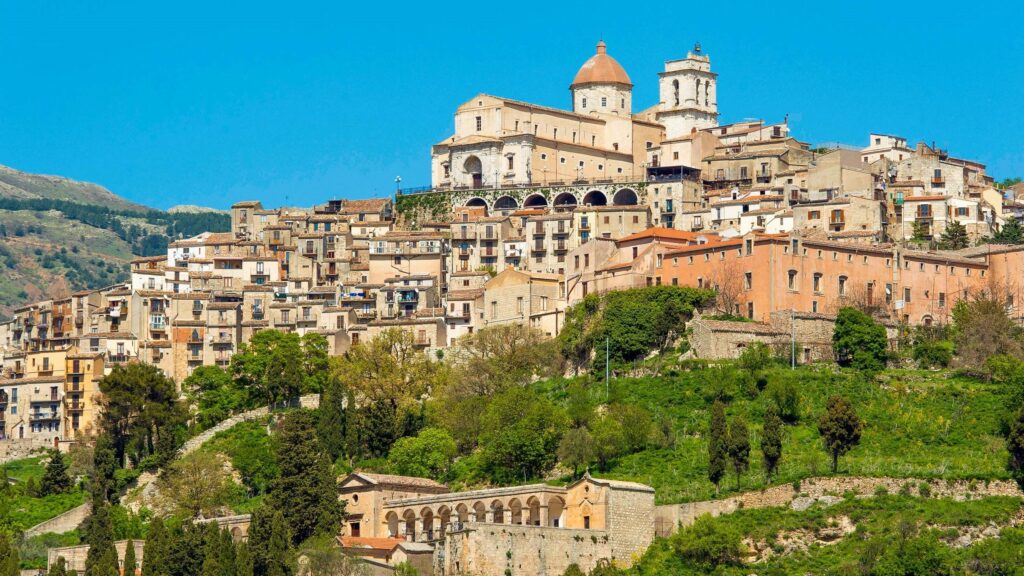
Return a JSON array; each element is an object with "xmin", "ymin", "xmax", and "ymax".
[
  {"xmin": 0, "ymin": 164, "xmax": 230, "ymax": 317},
  {"xmin": 0, "ymin": 164, "xmax": 148, "ymax": 212},
  {"xmin": 168, "ymin": 204, "xmax": 228, "ymax": 214}
]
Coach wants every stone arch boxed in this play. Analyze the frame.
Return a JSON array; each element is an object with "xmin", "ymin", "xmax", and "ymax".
[
  {"xmin": 420, "ymin": 507, "xmax": 435, "ymax": 539},
  {"xmin": 493, "ymin": 196, "xmax": 518, "ymax": 211},
  {"xmin": 526, "ymin": 496, "xmax": 542, "ymax": 526},
  {"xmin": 490, "ymin": 499, "xmax": 506, "ymax": 524},
  {"xmin": 455, "ymin": 503, "xmax": 470, "ymax": 524},
  {"xmin": 547, "ymin": 496, "xmax": 566, "ymax": 528},
  {"xmin": 386, "ymin": 511, "xmax": 400, "ymax": 537},
  {"xmin": 553, "ymin": 192, "xmax": 578, "ymax": 208},
  {"xmin": 523, "ymin": 193, "xmax": 548, "ymax": 208},
  {"xmin": 438, "ymin": 505, "xmax": 452, "ymax": 537},
  {"xmin": 508, "ymin": 498, "xmax": 524, "ymax": 525},
  {"xmin": 464, "ymin": 156, "xmax": 483, "ymax": 188},
  {"xmin": 613, "ymin": 188, "xmax": 639, "ymax": 206},
  {"xmin": 582, "ymin": 190, "xmax": 608, "ymax": 207},
  {"xmin": 465, "ymin": 197, "xmax": 488, "ymax": 209},
  {"xmin": 402, "ymin": 509, "xmax": 417, "ymax": 539},
  {"xmin": 472, "ymin": 501, "xmax": 487, "ymax": 522},
  {"xmin": 230, "ymin": 526, "xmax": 244, "ymax": 543},
  {"xmin": 922, "ymin": 315, "xmax": 934, "ymax": 327}
]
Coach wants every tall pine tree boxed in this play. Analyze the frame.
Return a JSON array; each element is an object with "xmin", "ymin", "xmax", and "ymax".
[
  {"xmin": 316, "ymin": 375, "xmax": 348, "ymax": 462},
  {"xmin": 218, "ymin": 528, "xmax": 237, "ymax": 576},
  {"xmin": 48, "ymin": 556, "xmax": 68, "ymax": 576},
  {"xmin": 726, "ymin": 416, "xmax": 751, "ymax": 490},
  {"xmin": 249, "ymin": 506, "xmax": 293, "ymax": 576},
  {"xmin": 761, "ymin": 405, "xmax": 784, "ymax": 481},
  {"xmin": 122, "ymin": 541, "xmax": 137, "ymax": 576},
  {"xmin": 83, "ymin": 501, "xmax": 118, "ymax": 576},
  {"xmin": 707, "ymin": 400, "xmax": 727, "ymax": 494},
  {"xmin": 41, "ymin": 449, "xmax": 72, "ymax": 496},
  {"xmin": 235, "ymin": 543, "xmax": 254, "ymax": 576},
  {"xmin": 269, "ymin": 410, "xmax": 343, "ymax": 544},
  {"xmin": 142, "ymin": 517, "xmax": 168, "ymax": 576}
]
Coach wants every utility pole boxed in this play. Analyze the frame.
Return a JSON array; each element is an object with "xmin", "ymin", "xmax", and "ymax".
[
  {"xmin": 790, "ymin": 308, "xmax": 796, "ymax": 369},
  {"xmin": 605, "ymin": 336, "xmax": 610, "ymax": 401}
]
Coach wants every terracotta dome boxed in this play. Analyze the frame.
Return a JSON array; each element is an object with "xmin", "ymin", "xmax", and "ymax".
[{"xmin": 571, "ymin": 41, "xmax": 632, "ymax": 88}]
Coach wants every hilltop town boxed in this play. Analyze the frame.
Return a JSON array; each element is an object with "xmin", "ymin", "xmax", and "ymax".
[{"xmin": 3, "ymin": 41, "xmax": 1024, "ymax": 576}]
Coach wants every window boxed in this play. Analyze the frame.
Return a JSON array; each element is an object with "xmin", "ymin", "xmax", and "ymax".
[
  {"xmin": 788, "ymin": 270, "xmax": 798, "ymax": 290},
  {"xmin": 490, "ymin": 301, "xmax": 497, "ymax": 318},
  {"xmin": 507, "ymin": 156, "xmax": 514, "ymax": 170},
  {"xmin": 553, "ymin": 128, "xmax": 558, "ymax": 139},
  {"xmin": 740, "ymin": 166, "xmax": 748, "ymax": 179},
  {"xmin": 809, "ymin": 211, "xmax": 821, "ymax": 220},
  {"xmin": 813, "ymin": 273, "xmax": 822, "ymax": 293},
  {"xmin": 601, "ymin": 97, "xmax": 607, "ymax": 107},
  {"xmin": 838, "ymin": 275, "xmax": 848, "ymax": 296},
  {"xmin": 745, "ymin": 239, "xmax": 753, "ymax": 255},
  {"xmin": 475, "ymin": 116, "xmax": 482, "ymax": 131},
  {"xmin": 744, "ymin": 272, "xmax": 752, "ymax": 290},
  {"xmin": 904, "ymin": 287, "xmax": 911, "ymax": 302},
  {"xmin": 516, "ymin": 297, "xmax": 524, "ymax": 314},
  {"xmin": 938, "ymin": 292, "xmax": 946, "ymax": 308},
  {"xmin": 582, "ymin": 97, "xmax": 587, "ymax": 108}
]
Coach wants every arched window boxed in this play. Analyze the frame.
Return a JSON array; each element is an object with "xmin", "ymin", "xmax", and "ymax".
[
  {"xmin": 672, "ymin": 79, "xmax": 679, "ymax": 106},
  {"xmin": 695, "ymin": 79, "xmax": 701, "ymax": 104},
  {"xmin": 705, "ymin": 80, "xmax": 710, "ymax": 106}
]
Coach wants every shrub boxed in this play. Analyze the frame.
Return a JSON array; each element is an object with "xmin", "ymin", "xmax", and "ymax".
[
  {"xmin": 833, "ymin": 307, "xmax": 888, "ymax": 371},
  {"xmin": 673, "ymin": 514, "xmax": 744, "ymax": 568},
  {"xmin": 913, "ymin": 340, "xmax": 954, "ymax": 369},
  {"xmin": 767, "ymin": 380, "xmax": 801, "ymax": 423}
]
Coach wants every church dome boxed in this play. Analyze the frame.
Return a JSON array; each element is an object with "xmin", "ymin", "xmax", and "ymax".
[{"xmin": 571, "ymin": 41, "xmax": 632, "ymax": 88}]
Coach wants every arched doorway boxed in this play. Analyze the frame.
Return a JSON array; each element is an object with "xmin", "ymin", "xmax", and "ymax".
[
  {"xmin": 402, "ymin": 509, "xmax": 417, "ymax": 539},
  {"xmin": 583, "ymin": 190, "xmax": 608, "ymax": 207},
  {"xmin": 526, "ymin": 497, "xmax": 542, "ymax": 526},
  {"xmin": 464, "ymin": 156, "xmax": 483, "ymax": 188},
  {"xmin": 547, "ymin": 496, "xmax": 565, "ymax": 527},
  {"xmin": 613, "ymin": 188, "xmax": 639, "ymax": 205},
  {"xmin": 523, "ymin": 194, "xmax": 548, "ymax": 209},
  {"xmin": 420, "ymin": 508, "xmax": 435, "ymax": 540},
  {"xmin": 490, "ymin": 500, "xmax": 505, "ymax": 524},
  {"xmin": 472, "ymin": 501, "xmax": 487, "ymax": 523},
  {"xmin": 438, "ymin": 506, "xmax": 452, "ymax": 537}
]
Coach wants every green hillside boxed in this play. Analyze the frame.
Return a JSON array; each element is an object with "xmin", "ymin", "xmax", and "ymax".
[{"xmin": 0, "ymin": 164, "xmax": 230, "ymax": 317}]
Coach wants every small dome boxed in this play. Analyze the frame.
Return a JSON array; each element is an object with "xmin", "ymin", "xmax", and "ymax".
[{"xmin": 571, "ymin": 41, "xmax": 632, "ymax": 88}]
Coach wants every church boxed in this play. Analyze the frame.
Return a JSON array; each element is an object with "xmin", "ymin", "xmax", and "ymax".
[{"xmin": 430, "ymin": 41, "xmax": 721, "ymax": 192}]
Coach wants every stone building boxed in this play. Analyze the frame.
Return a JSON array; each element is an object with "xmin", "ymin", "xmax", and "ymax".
[{"xmin": 339, "ymin": 472, "xmax": 655, "ymax": 576}]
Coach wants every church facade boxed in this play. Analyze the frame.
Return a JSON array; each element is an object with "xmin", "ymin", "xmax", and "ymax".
[{"xmin": 430, "ymin": 42, "xmax": 720, "ymax": 195}]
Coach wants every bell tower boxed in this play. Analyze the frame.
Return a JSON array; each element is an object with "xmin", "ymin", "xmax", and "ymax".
[{"xmin": 656, "ymin": 43, "xmax": 719, "ymax": 139}]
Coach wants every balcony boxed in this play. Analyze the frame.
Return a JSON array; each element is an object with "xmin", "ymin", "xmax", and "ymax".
[
  {"xmin": 108, "ymin": 354, "xmax": 132, "ymax": 364},
  {"xmin": 30, "ymin": 412, "xmax": 60, "ymax": 422},
  {"xmin": 532, "ymin": 244, "xmax": 547, "ymax": 253},
  {"xmin": 532, "ymin": 226, "xmax": 545, "ymax": 236},
  {"xmin": 65, "ymin": 381, "xmax": 82, "ymax": 393},
  {"xmin": 150, "ymin": 316, "xmax": 167, "ymax": 331},
  {"xmin": 453, "ymin": 230, "xmax": 477, "ymax": 240},
  {"xmin": 397, "ymin": 291, "xmax": 419, "ymax": 303},
  {"xmin": 414, "ymin": 337, "xmax": 432, "ymax": 347},
  {"xmin": 554, "ymin": 241, "xmax": 568, "ymax": 252},
  {"xmin": 915, "ymin": 211, "xmax": 933, "ymax": 221},
  {"xmin": 355, "ymin": 310, "xmax": 377, "ymax": 320},
  {"xmin": 931, "ymin": 176, "xmax": 945, "ymax": 186},
  {"xmin": 66, "ymin": 401, "xmax": 84, "ymax": 412},
  {"xmin": 756, "ymin": 172, "xmax": 772, "ymax": 184}
]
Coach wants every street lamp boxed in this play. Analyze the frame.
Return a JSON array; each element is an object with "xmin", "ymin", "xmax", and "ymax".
[{"xmin": 395, "ymin": 176, "xmax": 402, "ymax": 194}]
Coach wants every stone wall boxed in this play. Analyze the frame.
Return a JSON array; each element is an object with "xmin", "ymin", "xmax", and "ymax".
[
  {"xmin": 24, "ymin": 502, "xmax": 91, "ymax": 538},
  {"xmin": 48, "ymin": 540, "xmax": 144, "ymax": 574},
  {"xmin": 654, "ymin": 476, "xmax": 1024, "ymax": 537},
  {"xmin": 0, "ymin": 437, "xmax": 57, "ymax": 465},
  {"xmin": 434, "ymin": 523, "xmax": 612, "ymax": 576},
  {"xmin": 606, "ymin": 487, "xmax": 655, "ymax": 563}
]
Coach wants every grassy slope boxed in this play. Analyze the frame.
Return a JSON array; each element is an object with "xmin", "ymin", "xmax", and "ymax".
[
  {"xmin": 1, "ymin": 457, "xmax": 86, "ymax": 532},
  {"xmin": 559, "ymin": 365, "xmax": 1007, "ymax": 504},
  {"xmin": 630, "ymin": 494, "xmax": 1024, "ymax": 575},
  {"xmin": 0, "ymin": 209, "xmax": 137, "ymax": 313}
]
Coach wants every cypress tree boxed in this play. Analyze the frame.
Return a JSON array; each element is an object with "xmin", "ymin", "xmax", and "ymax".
[
  {"xmin": 761, "ymin": 405, "xmax": 784, "ymax": 481},
  {"xmin": 122, "ymin": 540, "xmax": 137, "ymax": 576},
  {"xmin": 726, "ymin": 416, "xmax": 751, "ymax": 490},
  {"xmin": 48, "ymin": 556, "xmax": 69, "ymax": 576},
  {"xmin": 316, "ymin": 376, "xmax": 348, "ymax": 462},
  {"xmin": 200, "ymin": 523, "xmax": 221, "ymax": 576},
  {"xmin": 142, "ymin": 517, "xmax": 168, "ymax": 576},
  {"xmin": 164, "ymin": 522, "xmax": 204, "ymax": 576},
  {"xmin": 41, "ymin": 449, "xmax": 72, "ymax": 496},
  {"xmin": 235, "ymin": 543, "xmax": 254, "ymax": 576},
  {"xmin": 269, "ymin": 410, "xmax": 343, "ymax": 544},
  {"xmin": 84, "ymin": 501, "xmax": 118, "ymax": 576},
  {"xmin": 0, "ymin": 533, "xmax": 18, "ymax": 576},
  {"xmin": 218, "ymin": 528, "xmax": 237, "ymax": 576},
  {"xmin": 708, "ymin": 400, "xmax": 727, "ymax": 494},
  {"xmin": 249, "ymin": 506, "xmax": 293, "ymax": 576}
]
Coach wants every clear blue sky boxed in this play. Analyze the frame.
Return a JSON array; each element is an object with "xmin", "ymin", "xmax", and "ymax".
[{"xmin": 2, "ymin": 1, "xmax": 1022, "ymax": 210}]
